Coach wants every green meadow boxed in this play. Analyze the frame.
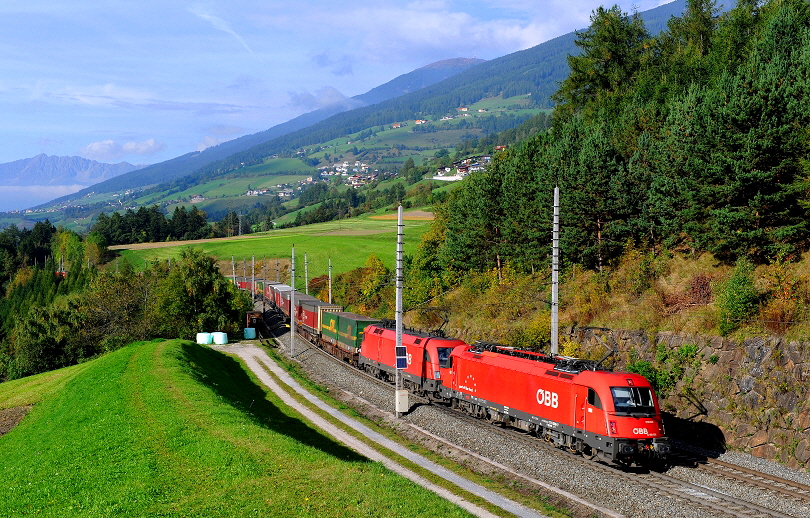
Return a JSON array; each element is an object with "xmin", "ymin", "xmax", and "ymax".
[
  {"xmin": 0, "ymin": 339, "xmax": 471, "ymax": 517},
  {"xmin": 115, "ymin": 214, "xmax": 433, "ymax": 276}
]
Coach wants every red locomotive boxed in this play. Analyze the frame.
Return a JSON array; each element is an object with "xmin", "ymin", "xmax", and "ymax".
[
  {"xmin": 359, "ymin": 320, "xmax": 466, "ymax": 398},
  {"xmin": 239, "ymin": 279, "xmax": 670, "ymax": 467},
  {"xmin": 445, "ymin": 341, "xmax": 669, "ymax": 467}
]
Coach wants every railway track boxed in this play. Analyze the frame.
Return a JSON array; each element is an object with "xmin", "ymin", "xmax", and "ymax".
[
  {"xmin": 695, "ymin": 456, "xmax": 810, "ymax": 505},
  {"xmin": 267, "ymin": 323, "xmax": 804, "ymax": 518}
]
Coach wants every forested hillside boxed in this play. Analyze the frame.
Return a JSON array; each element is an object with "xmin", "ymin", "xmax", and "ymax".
[
  {"xmin": 397, "ymin": 0, "xmax": 810, "ymax": 339},
  {"xmin": 0, "ymin": 225, "xmax": 250, "ymax": 381},
  {"xmin": 419, "ymin": 0, "xmax": 810, "ymax": 274},
  {"xmin": 186, "ymin": 0, "xmax": 686, "ymax": 181}
]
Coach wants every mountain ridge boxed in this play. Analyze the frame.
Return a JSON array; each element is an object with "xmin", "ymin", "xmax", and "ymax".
[
  {"xmin": 0, "ymin": 154, "xmax": 140, "ymax": 187},
  {"xmin": 38, "ymin": 57, "xmax": 485, "ymax": 209}
]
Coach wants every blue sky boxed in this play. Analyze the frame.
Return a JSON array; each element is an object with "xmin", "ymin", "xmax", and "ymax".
[{"xmin": 0, "ymin": 0, "xmax": 673, "ymax": 169}]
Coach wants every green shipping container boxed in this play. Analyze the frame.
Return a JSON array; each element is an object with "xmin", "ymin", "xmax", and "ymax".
[{"xmin": 322, "ymin": 311, "xmax": 378, "ymax": 353}]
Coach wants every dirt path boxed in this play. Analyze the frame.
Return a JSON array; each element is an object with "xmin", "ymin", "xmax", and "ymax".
[
  {"xmin": 213, "ymin": 342, "xmax": 543, "ymax": 518},
  {"xmin": 109, "ymin": 234, "xmax": 270, "ymax": 251},
  {"xmin": 368, "ymin": 210, "xmax": 434, "ymax": 220}
]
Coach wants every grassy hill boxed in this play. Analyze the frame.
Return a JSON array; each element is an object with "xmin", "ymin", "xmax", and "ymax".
[{"xmin": 0, "ymin": 339, "xmax": 473, "ymax": 516}]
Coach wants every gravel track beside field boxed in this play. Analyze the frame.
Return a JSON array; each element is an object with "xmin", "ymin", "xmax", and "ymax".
[{"xmin": 213, "ymin": 342, "xmax": 545, "ymax": 518}]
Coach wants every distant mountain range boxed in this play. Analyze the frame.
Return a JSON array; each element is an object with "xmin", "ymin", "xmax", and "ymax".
[
  {"xmin": 0, "ymin": 154, "xmax": 140, "ymax": 187},
  {"xmin": 35, "ymin": 0, "xmax": 689, "ymax": 211}
]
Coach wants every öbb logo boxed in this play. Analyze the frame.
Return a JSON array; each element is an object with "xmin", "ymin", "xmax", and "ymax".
[{"xmin": 536, "ymin": 389, "xmax": 559, "ymax": 408}]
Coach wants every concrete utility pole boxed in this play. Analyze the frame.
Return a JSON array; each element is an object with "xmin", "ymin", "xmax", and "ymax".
[
  {"xmin": 251, "ymin": 255, "xmax": 255, "ymax": 301},
  {"xmin": 328, "ymin": 257, "xmax": 333, "ymax": 304},
  {"xmin": 551, "ymin": 185, "xmax": 560, "ymax": 355},
  {"xmin": 304, "ymin": 253, "xmax": 309, "ymax": 295},
  {"xmin": 276, "ymin": 258, "xmax": 280, "ymax": 282},
  {"xmin": 291, "ymin": 244, "xmax": 296, "ymax": 357},
  {"xmin": 394, "ymin": 205, "xmax": 408, "ymax": 417},
  {"xmin": 231, "ymin": 256, "xmax": 236, "ymax": 284}
]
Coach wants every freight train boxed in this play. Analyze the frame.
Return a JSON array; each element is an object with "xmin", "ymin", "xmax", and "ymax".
[{"xmin": 234, "ymin": 277, "xmax": 670, "ymax": 467}]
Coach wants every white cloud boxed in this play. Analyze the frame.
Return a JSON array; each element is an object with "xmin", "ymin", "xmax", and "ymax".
[
  {"xmin": 81, "ymin": 138, "xmax": 166, "ymax": 161},
  {"xmin": 197, "ymin": 136, "xmax": 223, "ymax": 151},
  {"xmin": 287, "ymin": 87, "xmax": 349, "ymax": 110},
  {"xmin": 312, "ymin": 53, "xmax": 355, "ymax": 76},
  {"xmin": 37, "ymin": 82, "xmax": 153, "ymax": 107},
  {"xmin": 188, "ymin": 4, "xmax": 253, "ymax": 53},
  {"xmin": 205, "ymin": 125, "xmax": 246, "ymax": 136}
]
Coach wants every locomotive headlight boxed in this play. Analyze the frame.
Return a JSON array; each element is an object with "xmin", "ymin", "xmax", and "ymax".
[
  {"xmin": 619, "ymin": 443, "xmax": 636, "ymax": 454},
  {"xmin": 434, "ymin": 370, "xmax": 441, "ymax": 379}
]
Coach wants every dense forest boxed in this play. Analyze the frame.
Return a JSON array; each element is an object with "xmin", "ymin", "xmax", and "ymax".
[{"xmin": 91, "ymin": 205, "xmax": 211, "ymax": 245}]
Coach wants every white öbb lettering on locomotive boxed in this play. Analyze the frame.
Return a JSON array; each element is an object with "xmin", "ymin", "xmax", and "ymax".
[
  {"xmin": 633, "ymin": 427, "xmax": 650, "ymax": 435},
  {"xmin": 535, "ymin": 389, "xmax": 559, "ymax": 408}
]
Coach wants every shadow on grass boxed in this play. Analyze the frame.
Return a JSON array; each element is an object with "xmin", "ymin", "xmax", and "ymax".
[{"xmin": 176, "ymin": 342, "xmax": 370, "ymax": 464}]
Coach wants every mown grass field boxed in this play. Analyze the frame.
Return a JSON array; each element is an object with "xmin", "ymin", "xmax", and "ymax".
[
  {"xmin": 115, "ymin": 213, "xmax": 433, "ymax": 275},
  {"xmin": 0, "ymin": 339, "xmax": 471, "ymax": 516}
]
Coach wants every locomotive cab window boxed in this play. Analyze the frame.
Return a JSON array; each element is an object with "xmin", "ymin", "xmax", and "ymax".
[
  {"xmin": 587, "ymin": 388, "xmax": 602, "ymax": 409},
  {"xmin": 436, "ymin": 347, "xmax": 454, "ymax": 368},
  {"xmin": 610, "ymin": 386, "xmax": 655, "ymax": 416}
]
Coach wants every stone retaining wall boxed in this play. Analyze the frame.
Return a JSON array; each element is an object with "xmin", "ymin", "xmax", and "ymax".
[{"xmin": 569, "ymin": 327, "xmax": 810, "ymax": 469}]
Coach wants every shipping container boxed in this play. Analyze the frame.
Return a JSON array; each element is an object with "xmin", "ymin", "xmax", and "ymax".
[{"xmin": 321, "ymin": 311, "xmax": 378, "ymax": 364}]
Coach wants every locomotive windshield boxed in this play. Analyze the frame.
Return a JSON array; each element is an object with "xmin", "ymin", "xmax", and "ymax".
[
  {"xmin": 436, "ymin": 347, "xmax": 454, "ymax": 368},
  {"xmin": 610, "ymin": 387, "xmax": 655, "ymax": 416}
]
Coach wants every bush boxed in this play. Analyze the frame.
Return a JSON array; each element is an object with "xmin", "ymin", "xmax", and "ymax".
[
  {"xmin": 626, "ymin": 343, "xmax": 700, "ymax": 398},
  {"xmin": 718, "ymin": 258, "xmax": 759, "ymax": 336}
]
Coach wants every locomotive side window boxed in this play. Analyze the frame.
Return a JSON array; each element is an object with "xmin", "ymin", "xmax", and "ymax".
[
  {"xmin": 424, "ymin": 349, "xmax": 432, "ymax": 363},
  {"xmin": 587, "ymin": 388, "xmax": 602, "ymax": 409},
  {"xmin": 610, "ymin": 386, "xmax": 655, "ymax": 416},
  {"xmin": 436, "ymin": 347, "xmax": 454, "ymax": 368}
]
